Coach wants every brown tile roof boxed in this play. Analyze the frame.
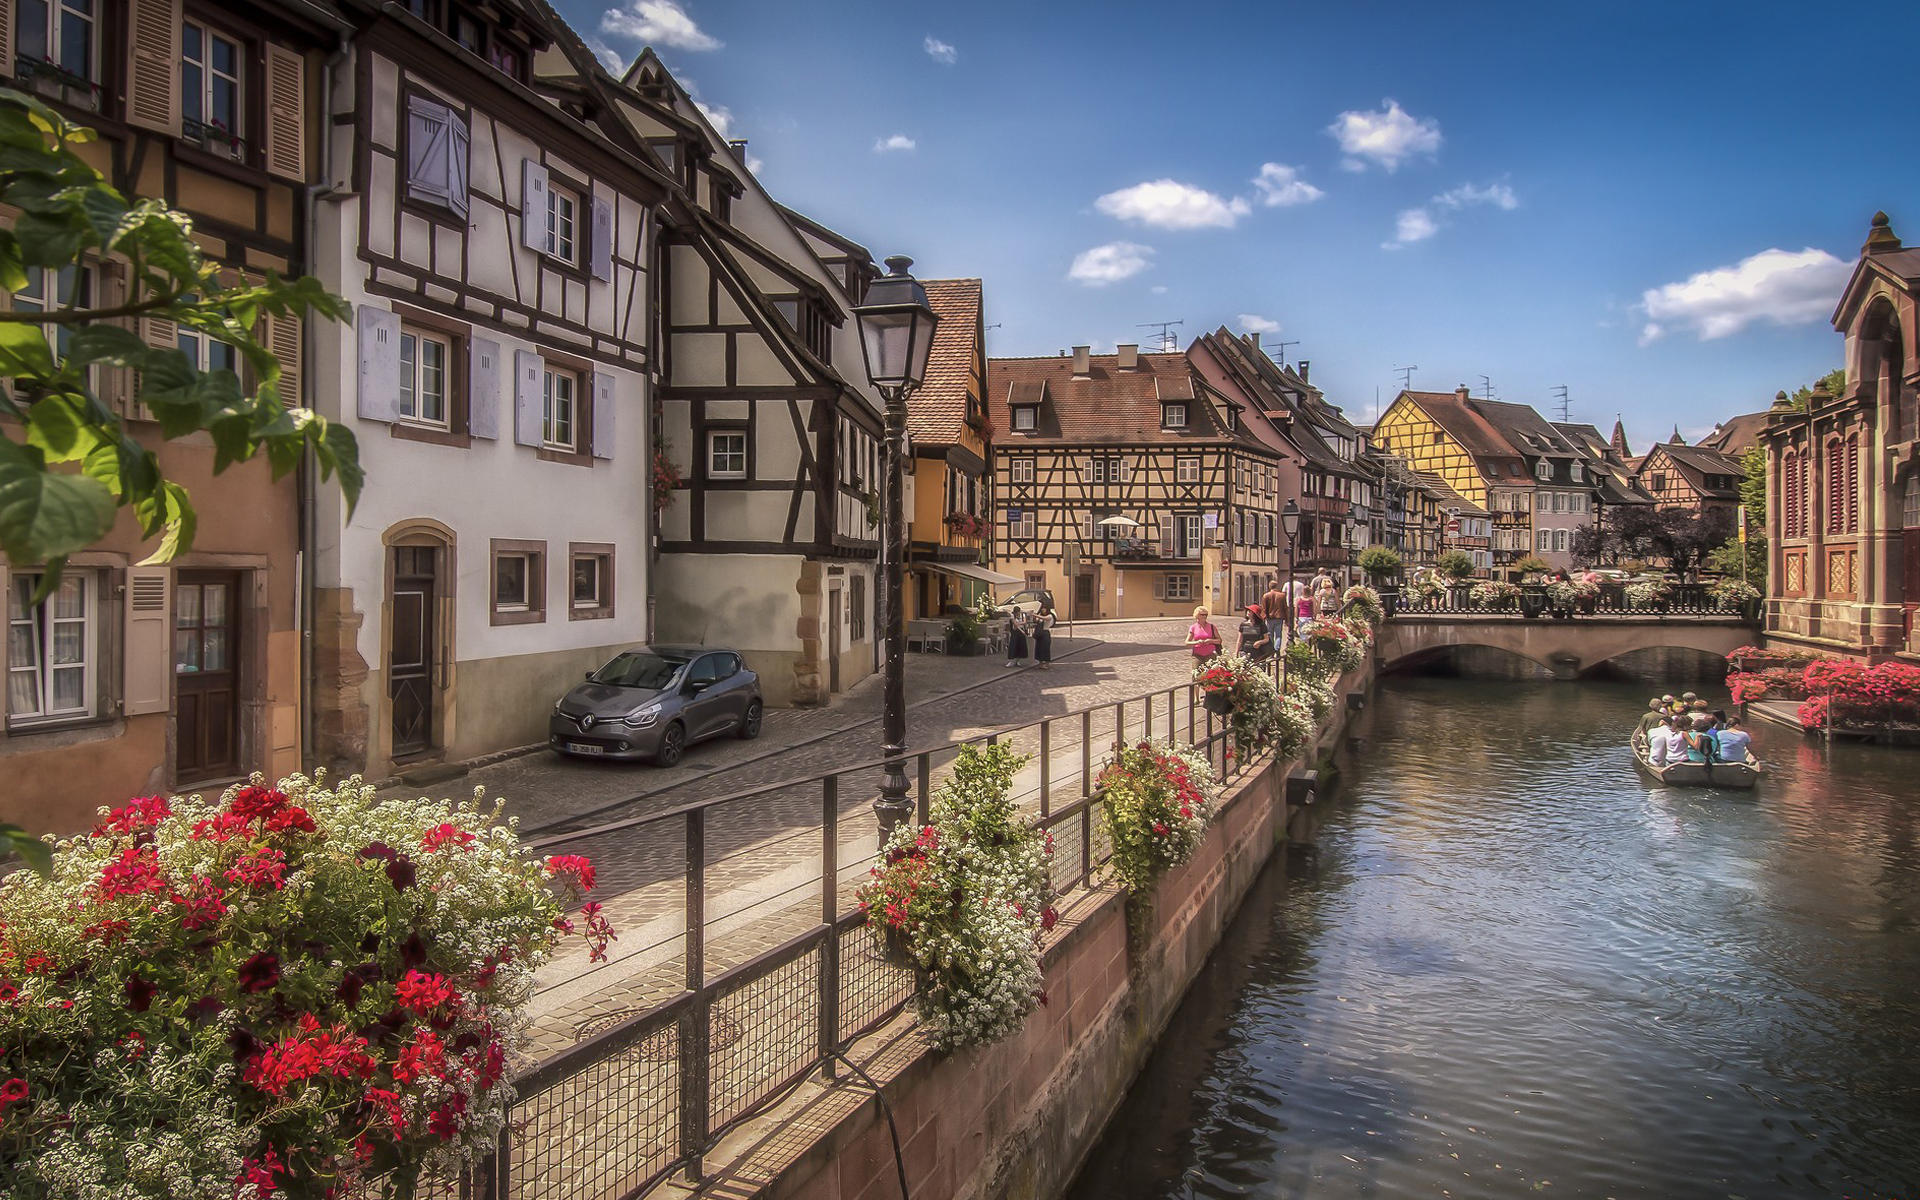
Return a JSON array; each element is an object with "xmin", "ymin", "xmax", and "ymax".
[
  {"xmin": 1409, "ymin": 471, "xmax": 1489, "ymax": 517},
  {"xmin": 1696, "ymin": 411, "xmax": 1768, "ymax": 457},
  {"xmin": 1650, "ymin": 442, "xmax": 1746, "ymax": 499},
  {"xmin": 1394, "ymin": 390, "xmax": 1530, "ymax": 478},
  {"xmin": 907, "ymin": 278, "xmax": 982, "ymax": 446},
  {"xmin": 988, "ymin": 352, "xmax": 1227, "ymax": 444}
]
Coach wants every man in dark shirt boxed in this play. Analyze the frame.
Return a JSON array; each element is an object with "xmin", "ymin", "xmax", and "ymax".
[{"xmin": 1261, "ymin": 577, "xmax": 1290, "ymax": 646}]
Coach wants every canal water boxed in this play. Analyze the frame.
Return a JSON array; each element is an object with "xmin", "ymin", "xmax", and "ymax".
[{"xmin": 1065, "ymin": 675, "xmax": 1920, "ymax": 1200}]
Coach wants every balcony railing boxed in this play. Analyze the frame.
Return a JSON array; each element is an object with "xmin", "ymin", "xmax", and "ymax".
[
  {"xmin": 444, "ymin": 667, "xmax": 1281, "ymax": 1199},
  {"xmin": 13, "ymin": 57, "xmax": 103, "ymax": 112},
  {"xmin": 181, "ymin": 117, "xmax": 249, "ymax": 162},
  {"xmin": 1392, "ymin": 581, "xmax": 1747, "ymax": 617}
]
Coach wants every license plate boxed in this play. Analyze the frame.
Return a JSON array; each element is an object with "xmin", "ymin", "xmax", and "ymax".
[{"xmin": 565, "ymin": 742, "xmax": 604, "ymax": 755}]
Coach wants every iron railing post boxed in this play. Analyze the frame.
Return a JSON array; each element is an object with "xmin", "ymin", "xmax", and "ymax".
[
  {"xmin": 679, "ymin": 807, "xmax": 709, "ymax": 1182},
  {"xmin": 1039, "ymin": 720, "xmax": 1051, "ymax": 818},
  {"xmin": 820, "ymin": 776, "xmax": 839, "ymax": 1077}
]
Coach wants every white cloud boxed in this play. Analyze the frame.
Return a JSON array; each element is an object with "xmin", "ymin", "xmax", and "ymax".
[
  {"xmin": 1150, "ymin": 285, "xmax": 1168, "ymax": 295},
  {"xmin": 924, "ymin": 36, "xmax": 956, "ymax": 64},
  {"xmin": 873, "ymin": 134, "xmax": 916, "ymax": 153},
  {"xmin": 588, "ymin": 39, "xmax": 632, "ymax": 72},
  {"xmin": 1252, "ymin": 163, "xmax": 1324, "ymax": 208},
  {"xmin": 600, "ymin": 0, "xmax": 721, "ymax": 50},
  {"xmin": 1328, "ymin": 99, "xmax": 1441, "ymax": 172},
  {"xmin": 1095, "ymin": 180, "xmax": 1250, "ymax": 230},
  {"xmin": 1068, "ymin": 241, "xmax": 1154, "ymax": 286},
  {"xmin": 1637, "ymin": 247, "xmax": 1850, "ymax": 344},
  {"xmin": 1382, "ymin": 208, "xmax": 1438, "ymax": 249},
  {"xmin": 692, "ymin": 102, "xmax": 763, "ymax": 172},
  {"xmin": 1238, "ymin": 314, "xmax": 1282, "ymax": 335},
  {"xmin": 1435, "ymin": 181, "xmax": 1517, "ymax": 211}
]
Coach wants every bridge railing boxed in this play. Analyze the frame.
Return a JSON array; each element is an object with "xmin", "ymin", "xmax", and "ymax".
[{"xmin": 1388, "ymin": 581, "xmax": 1747, "ymax": 618}]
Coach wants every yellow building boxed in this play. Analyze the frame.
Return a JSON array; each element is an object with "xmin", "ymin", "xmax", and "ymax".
[{"xmin": 1374, "ymin": 387, "xmax": 1539, "ymax": 571}]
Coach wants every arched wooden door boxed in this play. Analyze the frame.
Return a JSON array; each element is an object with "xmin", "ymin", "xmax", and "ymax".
[{"xmin": 1903, "ymin": 474, "xmax": 1920, "ymax": 648}]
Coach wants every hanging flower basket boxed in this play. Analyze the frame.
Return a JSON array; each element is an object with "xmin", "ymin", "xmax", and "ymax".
[{"xmin": 1204, "ymin": 690, "xmax": 1233, "ymax": 715}]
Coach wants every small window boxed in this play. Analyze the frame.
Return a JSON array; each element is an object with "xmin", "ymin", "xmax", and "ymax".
[
  {"xmin": 1570, "ymin": 461, "xmax": 1584, "ymax": 482},
  {"xmin": 1011, "ymin": 458, "xmax": 1034, "ymax": 484},
  {"xmin": 849, "ymin": 575, "xmax": 866, "ymax": 641},
  {"xmin": 7, "ymin": 570, "xmax": 97, "ymax": 727},
  {"xmin": 1176, "ymin": 457, "xmax": 1201, "ymax": 484},
  {"xmin": 400, "ymin": 328, "xmax": 452, "ymax": 428},
  {"xmin": 1011, "ymin": 406, "xmax": 1037, "ymax": 432},
  {"xmin": 1162, "ymin": 402, "xmax": 1188, "ymax": 428},
  {"xmin": 1650, "ymin": 473, "xmax": 1667, "ymax": 492},
  {"xmin": 545, "ymin": 182, "xmax": 579, "ymax": 264},
  {"xmin": 568, "ymin": 544, "xmax": 614, "ymax": 620},
  {"xmin": 542, "ymin": 367, "xmax": 578, "ymax": 451},
  {"xmin": 1165, "ymin": 574, "xmax": 1193, "ymax": 601},
  {"xmin": 489, "ymin": 540, "xmax": 546, "ymax": 626},
  {"xmin": 14, "ymin": 265, "xmax": 90, "ymax": 363},
  {"xmin": 15, "ymin": 0, "xmax": 101, "ymax": 108},
  {"xmin": 1535, "ymin": 460, "xmax": 1551, "ymax": 480},
  {"xmin": 178, "ymin": 326, "xmax": 239, "ymax": 375},
  {"xmin": 1431, "ymin": 431, "xmax": 1443, "ymax": 445},
  {"xmin": 182, "ymin": 21, "xmax": 245, "ymax": 160},
  {"xmin": 708, "ymin": 429, "xmax": 747, "ymax": 479}
]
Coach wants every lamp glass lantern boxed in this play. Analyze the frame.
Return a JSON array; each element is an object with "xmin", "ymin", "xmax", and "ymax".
[
  {"xmin": 1280, "ymin": 499, "xmax": 1301, "ymax": 542},
  {"xmin": 853, "ymin": 255, "xmax": 939, "ymax": 391}
]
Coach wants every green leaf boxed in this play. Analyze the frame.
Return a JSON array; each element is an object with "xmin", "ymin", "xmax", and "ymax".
[
  {"xmin": 0, "ymin": 824, "xmax": 52, "ymax": 877},
  {"xmin": 0, "ymin": 320, "xmax": 56, "ymax": 376},
  {"xmin": 74, "ymin": 182, "xmax": 130, "ymax": 250},
  {"xmin": 24, "ymin": 392, "xmax": 103, "ymax": 461},
  {"xmin": 11, "ymin": 206, "xmax": 83, "ymax": 267},
  {"xmin": 0, "ymin": 435, "xmax": 117, "ymax": 562},
  {"xmin": 67, "ymin": 322, "xmax": 148, "ymax": 366},
  {"xmin": 137, "ymin": 480, "xmax": 195, "ymax": 564}
]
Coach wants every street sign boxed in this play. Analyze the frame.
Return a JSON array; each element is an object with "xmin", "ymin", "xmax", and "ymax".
[
  {"xmin": 1446, "ymin": 518, "xmax": 1461, "ymax": 534},
  {"xmin": 1063, "ymin": 541, "xmax": 1079, "ymax": 582},
  {"xmin": 1737, "ymin": 507, "xmax": 1748, "ymax": 541}
]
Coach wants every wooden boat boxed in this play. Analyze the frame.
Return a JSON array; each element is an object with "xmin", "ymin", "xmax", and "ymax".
[{"xmin": 1631, "ymin": 734, "xmax": 1762, "ymax": 789}]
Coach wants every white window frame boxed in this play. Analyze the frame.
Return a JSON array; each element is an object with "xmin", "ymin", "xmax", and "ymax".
[
  {"xmin": 1555, "ymin": 529, "xmax": 1570, "ymax": 553},
  {"xmin": 1176, "ymin": 456, "xmax": 1200, "ymax": 484},
  {"xmin": 542, "ymin": 366, "xmax": 578, "ymax": 451},
  {"xmin": 399, "ymin": 327, "xmax": 452, "ymax": 429},
  {"xmin": 1535, "ymin": 460, "xmax": 1552, "ymax": 480},
  {"xmin": 493, "ymin": 552, "xmax": 534, "ymax": 612},
  {"xmin": 1181, "ymin": 514, "xmax": 1204, "ymax": 558},
  {"xmin": 545, "ymin": 182, "xmax": 579, "ymax": 264},
  {"xmin": 1011, "ymin": 458, "xmax": 1034, "ymax": 484},
  {"xmin": 707, "ymin": 429, "xmax": 747, "ymax": 479},
  {"xmin": 1011, "ymin": 405, "xmax": 1037, "ymax": 432},
  {"xmin": 1537, "ymin": 529, "xmax": 1552, "ymax": 553},
  {"xmin": 1165, "ymin": 574, "xmax": 1193, "ymax": 601},
  {"xmin": 7, "ymin": 570, "xmax": 97, "ymax": 727},
  {"xmin": 17, "ymin": 0, "xmax": 100, "ymax": 86},
  {"xmin": 181, "ymin": 20, "xmax": 245, "ymax": 160},
  {"xmin": 1162, "ymin": 402, "xmax": 1188, "ymax": 428},
  {"xmin": 571, "ymin": 551, "xmax": 608, "ymax": 610}
]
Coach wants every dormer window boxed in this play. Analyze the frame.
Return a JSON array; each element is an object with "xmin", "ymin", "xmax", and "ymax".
[
  {"xmin": 1161, "ymin": 402, "xmax": 1188, "ymax": 429},
  {"xmin": 1535, "ymin": 460, "xmax": 1551, "ymax": 480},
  {"xmin": 1571, "ymin": 461, "xmax": 1584, "ymax": 482},
  {"xmin": 1011, "ymin": 405, "xmax": 1038, "ymax": 433},
  {"xmin": 1223, "ymin": 408, "xmax": 1236, "ymax": 432},
  {"xmin": 771, "ymin": 295, "xmax": 831, "ymax": 361}
]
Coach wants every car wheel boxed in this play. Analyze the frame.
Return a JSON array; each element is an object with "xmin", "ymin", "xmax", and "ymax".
[
  {"xmin": 737, "ymin": 699, "xmax": 763, "ymax": 740},
  {"xmin": 655, "ymin": 722, "xmax": 686, "ymax": 768}
]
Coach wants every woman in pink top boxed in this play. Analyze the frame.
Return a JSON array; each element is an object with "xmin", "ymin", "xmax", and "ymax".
[{"xmin": 1184, "ymin": 606, "xmax": 1223, "ymax": 661}]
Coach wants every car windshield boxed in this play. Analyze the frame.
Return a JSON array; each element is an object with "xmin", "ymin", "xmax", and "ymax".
[{"xmin": 589, "ymin": 652, "xmax": 684, "ymax": 690}]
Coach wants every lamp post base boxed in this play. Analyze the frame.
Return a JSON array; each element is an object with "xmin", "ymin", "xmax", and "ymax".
[{"xmin": 874, "ymin": 750, "xmax": 913, "ymax": 847}]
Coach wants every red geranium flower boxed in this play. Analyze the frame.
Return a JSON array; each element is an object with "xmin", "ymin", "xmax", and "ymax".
[
  {"xmin": 420, "ymin": 823, "xmax": 476, "ymax": 852},
  {"xmin": 237, "ymin": 952, "xmax": 280, "ymax": 994},
  {"xmin": 124, "ymin": 972, "xmax": 158, "ymax": 1012},
  {"xmin": 394, "ymin": 969, "xmax": 460, "ymax": 1017},
  {"xmin": 94, "ymin": 795, "xmax": 171, "ymax": 836},
  {"xmin": 544, "ymin": 854, "xmax": 596, "ymax": 891},
  {"xmin": 225, "ymin": 847, "xmax": 287, "ymax": 891}
]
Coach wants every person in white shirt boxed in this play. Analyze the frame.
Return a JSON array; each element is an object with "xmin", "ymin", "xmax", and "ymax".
[{"xmin": 1648, "ymin": 716, "xmax": 1685, "ymax": 767}]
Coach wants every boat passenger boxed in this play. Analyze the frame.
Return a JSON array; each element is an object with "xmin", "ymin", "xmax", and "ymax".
[
  {"xmin": 1636, "ymin": 699, "xmax": 1667, "ymax": 738},
  {"xmin": 1648, "ymin": 717, "xmax": 1673, "ymax": 767},
  {"xmin": 1651, "ymin": 715, "xmax": 1687, "ymax": 767},
  {"xmin": 1684, "ymin": 714, "xmax": 1718, "ymax": 763},
  {"xmin": 1661, "ymin": 693, "xmax": 1679, "ymax": 715},
  {"xmin": 1681, "ymin": 691, "xmax": 1700, "ymax": 705},
  {"xmin": 1716, "ymin": 717, "xmax": 1753, "ymax": 764}
]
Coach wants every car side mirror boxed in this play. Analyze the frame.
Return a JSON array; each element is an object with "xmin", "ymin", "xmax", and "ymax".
[
  {"xmin": 585, "ymin": 672, "xmax": 595, "ymax": 680},
  {"xmin": 682, "ymin": 679, "xmax": 705, "ymax": 696}
]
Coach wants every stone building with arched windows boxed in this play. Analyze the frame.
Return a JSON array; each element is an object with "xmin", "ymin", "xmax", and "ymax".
[{"xmin": 1762, "ymin": 212, "xmax": 1920, "ymax": 660}]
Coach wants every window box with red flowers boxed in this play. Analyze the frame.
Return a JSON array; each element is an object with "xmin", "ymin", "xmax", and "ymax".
[
  {"xmin": 0, "ymin": 774, "xmax": 610, "ymax": 1198},
  {"xmin": 943, "ymin": 511, "xmax": 990, "ymax": 541}
]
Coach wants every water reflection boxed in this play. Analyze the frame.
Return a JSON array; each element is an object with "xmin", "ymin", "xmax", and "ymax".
[{"xmin": 1065, "ymin": 677, "xmax": 1920, "ymax": 1200}]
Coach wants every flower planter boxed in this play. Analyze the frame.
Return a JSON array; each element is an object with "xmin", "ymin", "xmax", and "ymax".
[
  {"xmin": 1379, "ymin": 588, "xmax": 1400, "ymax": 619},
  {"xmin": 1519, "ymin": 586, "xmax": 1548, "ymax": 619},
  {"xmin": 1740, "ymin": 596, "xmax": 1763, "ymax": 623},
  {"xmin": 1204, "ymin": 690, "xmax": 1234, "ymax": 715}
]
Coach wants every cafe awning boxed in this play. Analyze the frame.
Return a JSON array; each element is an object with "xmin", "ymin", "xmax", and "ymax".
[{"xmin": 923, "ymin": 562, "xmax": 1023, "ymax": 588}]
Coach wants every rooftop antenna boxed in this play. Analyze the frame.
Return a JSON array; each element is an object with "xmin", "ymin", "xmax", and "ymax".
[
  {"xmin": 1135, "ymin": 319, "xmax": 1183, "ymax": 354},
  {"xmin": 1551, "ymin": 385, "xmax": 1570, "ymax": 422},
  {"xmin": 1479, "ymin": 374, "xmax": 1494, "ymax": 400},
  {"xmin": 1393, "ymin": 365, "xmax": 1416, "ymax": 392},
  {"xmin": 1272, "ymin": 339, "xmax": 1301, "ymax": 367}
]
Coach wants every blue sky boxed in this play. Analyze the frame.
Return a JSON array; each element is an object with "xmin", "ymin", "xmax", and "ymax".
[{"xmin": 562, "ymin": 0, "xmax": 1919, "ymax": 450}]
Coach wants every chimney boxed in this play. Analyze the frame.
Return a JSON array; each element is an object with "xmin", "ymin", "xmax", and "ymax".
[
  {"xmin": 1071, "ymin": 345, "xmax": 1091, "ymax": 376},
  {"xmin": 1249, "ymin": 332, "xmax": 1261, "ymax": 351},
  {"xmin": 1116, "ymin": 343, "xmax": 1139, "ymax": 370},
  {"xmin": 1297, "ymin": 359, "xmax": 1310, "ymax": 383},
  {"xmin": 1455, "ymin": 385, "xmax": 1471, "ymax": 402},
  {"xmin": 728, "ymin": 139, "xmax": 750, "ymax": 161}
]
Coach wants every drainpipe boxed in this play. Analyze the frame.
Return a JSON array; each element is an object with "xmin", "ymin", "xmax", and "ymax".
[{"xmin": 299, "ymin": 28, "xmax": 355, "ymax": 774}]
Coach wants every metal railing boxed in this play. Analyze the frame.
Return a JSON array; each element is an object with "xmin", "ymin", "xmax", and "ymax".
[
  {"xmin": 468, "ymin": 663, "xmax": 1286, "ymax": 1199},
  {"xmin": 1388, "ymin": 581, "xmax": 1751, "ymax": 618}
]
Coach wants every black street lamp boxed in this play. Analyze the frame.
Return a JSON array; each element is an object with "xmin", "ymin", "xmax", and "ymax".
[
  {"xmin": 853, "ymin": 255, "xmax": 940, "ymax": 846},
  {"xmin": 1279, "ymin": 498, "xmax": 1301, "ymax": 630}
]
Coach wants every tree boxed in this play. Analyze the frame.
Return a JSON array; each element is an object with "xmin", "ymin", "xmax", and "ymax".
[
  {"xmin": 1436, "ymin": 549, "xmax": 1474, "ymax": 579},
  {"xmin": 1587, "ymin": 504, "xmax": 1733, "ymax": 577},
  {"xmin": 0, "ymin": 88, "xmax": 359, "ymax": 578},
  {"xmin": 1357, "ymin": 545, "xmax": 1403, "ymax": 580},
  {"xmin": 1704, "ymin": 444, "xmax": 1766, "ymax": 581},
  {"xmin": 1790, "ymin": 368, "xmax": 1846, "ymax": 412}
]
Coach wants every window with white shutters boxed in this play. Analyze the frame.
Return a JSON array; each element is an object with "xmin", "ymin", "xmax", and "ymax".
[
  {"xmin": 406, "ymin": 95, "xmax": 470, "ymax": 217},
  {"xmin": 7, "ymin": 570, "xmax": 98, "ymax": 726}
]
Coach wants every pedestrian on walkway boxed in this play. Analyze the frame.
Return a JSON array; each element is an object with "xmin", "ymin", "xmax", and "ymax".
[
  {"xmin": 1261, "ymin": 576, "xmax": 1290, "ymax": 645},
  {"xmin": 1238, "ymin": 604, "xmax": 1274, "ymax": 661},
  {"xmin": 1004, "ymin": 606, "xmax": 1031, "ymax": 668},
  {"xmin": 1033, "ymin": 599, "xmax": 1057, "ymax": 669},
  {"xmin": 1185, "ymin": 606, "xmax": 1223, "ymax": 662}
]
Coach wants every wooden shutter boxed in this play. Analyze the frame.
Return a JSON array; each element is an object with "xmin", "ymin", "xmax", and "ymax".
[
  {"xmin": 1151, "ymin": 575, "xmax": 1165, "ymax": 600},
  {"xmin": 262, "ymin": 311, "xmax": 301, "ymax": 406},
  {"xmin": 125, "ymin": 0, "xmax": 182, "ymax": 135},
  {"xmin": 513, "ymin": 349, "xmax": 544, "ymax": 446},
  {"xmin": 468, "ymin": 337, "xmax": 500, "ymax": 438},
  {"xmin": 1158, "ymin": 519, "xmax": 1174, "ymax": 558},
  {"xmin": 94, "ymin": 265, "xmax": 133, "ymax": 417},
  {"xmin": 0, "ymin": 0, "xmax": 12, "ymax": 83},
  {"xmin": 127, "ymin": 315, "xmax": 177, "ymax": 421},
  {"xmin": 406, "ymin": 97, "xmax": 451, "ymax": 207},
  {"xmin": 448, "ymin": 116, "xmax": 470, "ymax": 218},
  {"xmin": 590, "ymin": 370, "xmax": 614, "ymax": 459},
  {"xmin": 356, "ymin": 306, "xmax": 401, "ymax": 423},
  {"xmin": 590, "ymin": 195, "xmax": 614, "ymax": 281},
  {"xmin": 521, "ymin": 159, "xmax": 550, "ymax": 252},
  {"xmin": 262, "ymin": 43, "xmax": 306, "ymax": 181},
  {"xmin": 123, "ymin": 567, "xmax": 172, "ymax": 716},
  {"xmin": 1118, "ymin": 459, "xmax": 1132, "ymax": 484}
]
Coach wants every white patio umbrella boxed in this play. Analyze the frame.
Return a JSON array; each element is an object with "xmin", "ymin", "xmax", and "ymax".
[{"xmin": 1097, "ymin": 515, "xmax": 1141, "ymax": 528}]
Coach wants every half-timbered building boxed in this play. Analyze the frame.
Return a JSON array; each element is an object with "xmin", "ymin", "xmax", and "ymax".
[
  {"xmin": 1, "ymin": 0, "xmax": 335, "ymax": 830},
  {"xmin": 1764, "ymin": 211, "xmax": 1920, "ymax": 661},
  {"xmin": 306, "ymin": 0, "xmax": 661, "ymax": 777},
  {"xmin": 989, "ymin": 345, "xmax": 1284, "ymax": 619},
  {"xmin": 616, "ymin": 52, "xmax": 886, "ymax": 707},
  {"xmin": 1634, "ymin": 442, "xmax": 1744, "ymax": 517},
  {"xmin": 907, "ymin": 278, "xmax": 1002, "ymax": 617},
  {"xmin": 1375, "ymin": 387, "xmax": 1544, "ymax": 574}
]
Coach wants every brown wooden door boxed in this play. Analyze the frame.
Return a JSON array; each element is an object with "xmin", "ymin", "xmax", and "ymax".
[
  {"xmin": 174, "ymin": 571, "xmax": 240, "ymax": 782},
  {"xmin": 1073, "ymin": 572, "xmax": 1095, "ymax": 619},
  {"xmin": 390, "ymin": 547, "xmax": 436, "ymax": 756},
  {"xmin": 828, "ymin": 589, "xmax": 842, "ymax": 693}
]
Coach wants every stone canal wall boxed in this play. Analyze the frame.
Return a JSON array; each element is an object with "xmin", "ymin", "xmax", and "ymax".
[{"xmin": 754, "ymin": 661, "xmax": 1371, "ymax": 1200}]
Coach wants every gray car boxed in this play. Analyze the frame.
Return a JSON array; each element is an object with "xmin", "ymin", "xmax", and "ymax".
[{"xmin": 549, "ymin": 644, "xmax": 763, "ymax": 766}]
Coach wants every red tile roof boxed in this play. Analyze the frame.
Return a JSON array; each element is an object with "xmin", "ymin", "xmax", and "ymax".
[
  {"xmin": 907, "ymin": 278, "xmax": 982, "ymax": 446},
  {"xmin": 1696, "ymin": 411, "xmax": 1768, "ymax": 458},
  {"xmin": 988, "ymin": 352, "xmax": 1227, "ymax": 443},
  {"xmin": 1392, "ymin": 390, "xmax": 1531, "ymax": 483}
]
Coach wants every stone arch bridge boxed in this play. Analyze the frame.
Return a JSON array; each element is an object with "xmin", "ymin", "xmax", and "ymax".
[{"xmin": 1375, "ymin": 615, "xmax": 1757, "ymax": 680}]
